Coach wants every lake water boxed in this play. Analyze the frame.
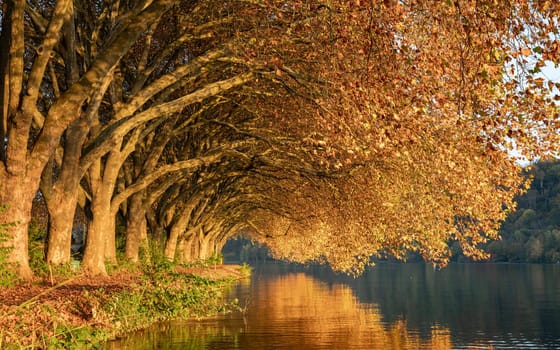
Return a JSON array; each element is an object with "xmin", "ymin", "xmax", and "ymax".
[{"xmin": 108, "ymin": 263, "xmax": 560, "ymax": 349}]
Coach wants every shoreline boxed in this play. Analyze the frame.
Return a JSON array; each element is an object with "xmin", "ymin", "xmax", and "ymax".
[{"xmin": 0, "ymin": 263, "xmax": 250, "ymax": 349}]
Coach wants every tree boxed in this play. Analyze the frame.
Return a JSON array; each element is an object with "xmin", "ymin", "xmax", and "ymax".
[
  {"xmin": 0, "ymin": 0, "xmax": 177, "ymax": 278},
  {"xmin": 1, "ymin": 0, "xmax": 559, "ymax": 278},
  {"xmin": 243, "ymin": 1, "xmax": 560, "ymax": 273}
]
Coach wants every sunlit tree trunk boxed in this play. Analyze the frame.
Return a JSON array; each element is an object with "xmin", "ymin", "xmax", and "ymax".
[
  {"xmin": 164, "ymin": 220, "xmax": 185, "ymax": 261},
  {"xmin": 164, "ymin": 203, "xmax": 196, "ymax": 261},
  {"xmin": 198, "ymin": 228, "xmax": 213, "ymax": 260},
  {"xmin": 82, "ymin": 144, "xmax": 124, "ymax": 274},
  {"xmin": 125, "ymin": 191, "xmax": 147, "ymax": 263},
  {"xmin": 199, "ymin": 221, "xmax": 227, "ymax": 260},
  {"xmin": 42, "ymin": 119, "xmax": 89, "ymax": 265},
  {"xmin": 92, "ymin": 149, "xmax": 122, "ymax": 266},
  {"xmin": 178, "ymin": 233, "xmax": 197, "ymax": 264},
  {"xmin": 84, "ymin": 127, "xmax": 142, "ymax": 272},
  {"xmin": 82, "ymin": 159, "xmax": 107, "ymax": 275},
  {"xmin": 146, "ymin": 209, "xmax": 166, "ymax": 253},
  {"xmin": 175, "ymin": 236, "xmax": 187, "ymax": 264},
  {"xmin": 104, "ymin": 210, "xmax": 118, "ymax": 265},
  {"xmin": 138, "ymin": 217, "xmax": 151, "ymax": 264},
  {"xmin": 82, "ymin": 202, "xmax": 109, "ymax": 276},
  {"xmin": 45, "ymin": 199, "xmax": 76, "ymax": 265},
  {"xmin": 0, "ymin": 173, "xmax": 35, "ymax": 279}
]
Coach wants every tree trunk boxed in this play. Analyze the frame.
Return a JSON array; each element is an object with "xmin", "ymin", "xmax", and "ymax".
[
  {"xmin": 0, "ymin": 173, "xmax": 35, "ymax": 280},
  {"xmin": 215, "ymin": 236, "xmax": 228, "ymax": 258},
  {"xmin": 164, "ymin": 204, "xmax": 194, "ymax": 261},
  {"xmin": 82, "ymin": 148, "xmax": 123, "ymax": 274},
  {"xmin": 45, "ymin": 198, "xmax": 76, "ymax": 265},
  {"xmin": 82, "ymin": 159, "xmax": 105, "ymax": 275},
  {"xmin": 43, "ymin": 119, "xmax": 88, "ymax": 265},
  {"xmin": 197, "ymin": 228, "xmax": 214, "ymax": 261},
  {"xmin": 83, "ymin": 191, "xmax": 118, "ymax": 274},
  {"xmin": 175, "ymin": 237, "xmax": 185, "ymax": 264},
  {"xmin": 139, "ymin": 216, "xmax": 151, "ymax": 264},
  {"xmin": 146, "ymin": 209, "xmax": 166, "ymax": 253},
  {"xmin": 164, "ymin": 224, "xmax": 181, "ymax": 261},
  {"xmin": 82, "ymin": 195, "xmax": 110, "ymax": 276},
  {"xmin": 177, "ymin": 234, "xmax": 196, "ymax": 264},
  {"xmin": 199, "ymin": 237, "xmax": 211, "ymax": 260},
  {"xmin": 104, "ymin": 211, "xmax": 117, "ymax": 265},
  {"xmin": 125, "ymin": 192, "xmax": 146, "ymax": 263}
]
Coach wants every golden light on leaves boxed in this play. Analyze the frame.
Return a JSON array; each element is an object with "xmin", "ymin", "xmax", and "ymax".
[
  {"xmin": 1, "ymin": 0, "xmax": 558, "ymax": 278},
  {"xmin": 241, "ymin": 0, "xmax": 553, "ymax": 274}
]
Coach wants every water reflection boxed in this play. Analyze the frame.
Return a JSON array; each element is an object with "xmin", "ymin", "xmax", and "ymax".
[
  {"xmin": 109, "ymin": 268, "xmax": 456, "ymax": 349},
  {"xmin": 236, "ymin": 272, "xmax": 454, "ymax": 350},
  {"xmin": 108, "ymin": 263, "xmax": 560, "ymax": 349},
  {"xmin": 344, "ymin": 263, "xmax": 560, "ymax": 347}
]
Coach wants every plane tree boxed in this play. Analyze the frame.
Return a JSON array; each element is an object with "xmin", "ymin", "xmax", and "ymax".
[
  {"xmin": 15, "ymin": 0, "xmax": 288, "ymax": 273},
  {"xmin": 0, "ymin": 0, "xmax": 181, "ymax": 278},
  {"xmin": 26, "ymin": 1, "xmax": 253, "ymax": 273},
  {"xmin": 1, "ymin": 0, "xmax": 559, "ymax": 278}
]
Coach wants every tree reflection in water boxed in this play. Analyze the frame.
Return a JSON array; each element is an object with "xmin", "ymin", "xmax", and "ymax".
[
  {"xmin": 246, "ymin": 272, "xmax": 453, "ymax": 350},
  {"xmin": 109, "ymin": 270, "xmax": 496, "ymax": 350}
]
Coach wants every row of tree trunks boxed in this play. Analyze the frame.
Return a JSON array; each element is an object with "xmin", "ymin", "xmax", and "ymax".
[
  {"xmin": 0, "ymin": 0, "xmax": 176, "ymax": 279},
  {"xmin": 163, "ymin": 187, "xmax": 209, "ymax": 260},
  {"xmin": 166, "ymin": 215, "xmax": 231, "ymax": 264}
]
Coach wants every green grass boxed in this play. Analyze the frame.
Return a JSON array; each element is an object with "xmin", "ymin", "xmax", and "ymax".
[{"xmin": 0, "ymin": 259, "xmax": 243, "ymax": 349}]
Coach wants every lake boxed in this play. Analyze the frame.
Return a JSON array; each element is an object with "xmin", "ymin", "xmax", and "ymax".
[{"xmin": 108, "ymin": 263, "xmax": 560, "ymax": 349}]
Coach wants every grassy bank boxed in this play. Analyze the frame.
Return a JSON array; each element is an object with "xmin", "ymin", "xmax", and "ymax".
[{"xmin": 0, "ymin": 262, "xmax": 250, "ymax": 349}]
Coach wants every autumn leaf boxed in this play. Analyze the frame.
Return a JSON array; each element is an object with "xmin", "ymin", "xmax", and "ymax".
[{"xmin": 520, "ymin": 47, "xmax": 532, "ymax": 57}]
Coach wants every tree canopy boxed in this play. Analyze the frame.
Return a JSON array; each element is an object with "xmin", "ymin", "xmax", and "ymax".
[{"xmin": 0, "ymin": 0, "xmax": 559, "ymax": 278}]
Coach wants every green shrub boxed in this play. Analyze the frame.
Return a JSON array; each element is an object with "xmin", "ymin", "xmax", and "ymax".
[{"xmin": 99, "ymin": 269, "xmax": 233, "ymax": 335}]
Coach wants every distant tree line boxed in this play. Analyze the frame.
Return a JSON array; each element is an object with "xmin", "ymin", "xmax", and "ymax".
[
  {"xmin": 221, "ymin": 236, "xmax": 270, "ymax": 264},
  {"xmin": 480, "ymin": 160, "xmax": 560, "ymax": 263}
]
